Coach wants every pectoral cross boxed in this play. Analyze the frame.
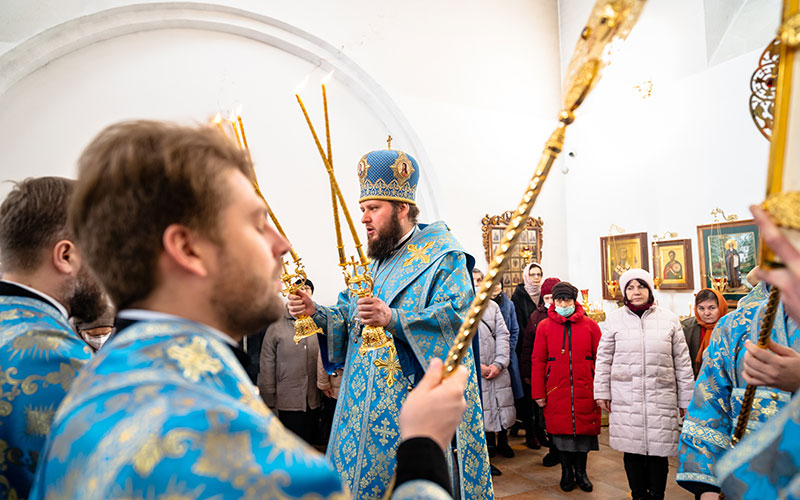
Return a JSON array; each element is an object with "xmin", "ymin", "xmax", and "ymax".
[
  {"xmin": 403, "ymin": 241, "xmax": 434, "ymax": 267},
  {"xmin": 373, "ymin": 345, "xmax": 402, "ymax": 387}
]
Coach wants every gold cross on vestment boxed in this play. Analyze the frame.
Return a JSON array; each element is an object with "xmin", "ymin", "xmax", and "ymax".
[
  {"xmin": 373, "ymin": 345, "xmax": 402, "ymax": 388},
  {"xmin": 403, "ymin": 241, "xmax": 434, "ymax": 267}
]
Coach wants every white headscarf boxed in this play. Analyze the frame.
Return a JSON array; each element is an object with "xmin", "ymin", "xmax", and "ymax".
[{"xmin": 522, "ymin": 262, "xmax": 543, "ymax": 304}]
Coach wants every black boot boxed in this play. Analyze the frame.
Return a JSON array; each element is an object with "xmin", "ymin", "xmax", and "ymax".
[
  {"xmin": 522, "ymin": 417, "xmax": 540, "ymax": 449},
  {"xmin": 559, "ymin": 451, "xmax": 575, "ymax": 492},
  {"xmin": 574, "ymin": 451, "xmax": 593, "ymax": 492},
  {"xmin": 490, "ymin": 464, "xmax": 502, "ymax": 476},
  {"xmin": 485, "ymin": 432, "xmax": 496, "ymax": 458},
  {"xmin": 542, "ymin": 441, "xmax": 560, "ymax": 467},
  {"xmin": 497, "ymin": 429, "xmax": 515, "ymax": 458}
]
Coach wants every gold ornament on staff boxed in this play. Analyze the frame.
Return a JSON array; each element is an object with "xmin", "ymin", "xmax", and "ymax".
[
  {"xmin": 443, "ymin": 0, "xmax": 649, "ymax": 377},
  {"xmin": 295, "ymin": 85, "xmax": 393, "ymax": 355},
  {"xmin": 213, "ymin": 112, "xmax": 322, "ymax": 344},
  {"xmin": 730, "ymin": 0, "xmax": 800, "ymax": 449}
]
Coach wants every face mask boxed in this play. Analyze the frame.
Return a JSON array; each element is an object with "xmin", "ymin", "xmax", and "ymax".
[
  {"xmin": 83, "ymin": 333, "xmax": 110, "ymax": 350},
  {"xmin": 555, "ymin": 305, "xmax": 575, "ymax": 317}
]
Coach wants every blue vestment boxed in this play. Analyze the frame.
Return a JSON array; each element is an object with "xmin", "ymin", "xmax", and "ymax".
[
  {"xmin": 30, "ymin": 317, "xmax": 451, "ymax": 500},
  {"xmin": 716, "ymin": 388, "xmax": 800, "ymax": 499},
  {"xmin": 315, "ymin": 222, "xmax": 492, "ymax": 500},
  {"xmin": 677, "ymin": 284, "xmax": 800, "ymax": 493},
  {"xmin": 0, "ymin": 289, "xmax": 92, "ymax": 500}
]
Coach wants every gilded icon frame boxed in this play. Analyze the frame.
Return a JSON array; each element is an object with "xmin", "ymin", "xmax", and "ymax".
[
  {"xmin": 652, "ymin": 238, "xmax": 694, "ymax": 290},
  {"xmin": 481, "ymin": 212, "xmax": 544, "ymax": 297},
  {"xmin": 600, "ymin": 232, "xmax": 649, "ymax": 300},
  {"xmin": 696, "ymin": 219, "xmax": 759, "ymax": 308}
]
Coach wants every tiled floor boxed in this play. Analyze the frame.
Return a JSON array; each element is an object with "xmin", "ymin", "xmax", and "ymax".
[{"xmin": 490, "ymin": 429, "xmax": 693, "ymax": 499}]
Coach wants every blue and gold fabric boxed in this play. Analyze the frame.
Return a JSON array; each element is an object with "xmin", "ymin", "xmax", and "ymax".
[
  {"xmin": 0, "ymin": 293, "xmax": 92, "ymax": 500},
  {"xmin": 677, "ymin": 283, "xmax": 800, "ymax": 492},
  {"xmin": 29, "ymin": 318, "xmax": 453, "ymax": 500},
  {"xmin": 29, "ymin": 318, "xmax": 347, "ymax": 500},
  {"xmin": 314, "ymin": 221, "xmax": 493, "ymax": 500},
  {"xmin": 357, "ymin": 149, "xmax": 419, "ymax": 204},
  {"xmin": 716, "ymin": 389, "xmax": 800, "ymax": 499}
]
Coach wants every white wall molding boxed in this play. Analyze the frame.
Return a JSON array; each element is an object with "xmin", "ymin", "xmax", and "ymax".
[{"xmin": 0, "ymin": 1, "xmax": 442, "ymax": 217}]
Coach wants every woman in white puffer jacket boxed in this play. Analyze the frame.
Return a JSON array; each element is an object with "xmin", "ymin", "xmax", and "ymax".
[{"xmin": 594, "ymin": 269, "xmax": 694, "ymax": 500}]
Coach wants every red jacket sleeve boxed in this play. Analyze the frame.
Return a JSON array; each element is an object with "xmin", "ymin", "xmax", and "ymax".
[{"xmin": 531, "ymin": 320, "xmax": 548, "ymax": 400}]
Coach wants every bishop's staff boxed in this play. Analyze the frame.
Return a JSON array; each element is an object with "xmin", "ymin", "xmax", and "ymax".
[
  {"xmin": 442, "ymin": 0, "xmax": 649, "ymax": 377},
  {"xmin": 213, "ymin": 112, "xmax": 322, "ymax": 344},
  {"xmin": 295, "ymin": 85, "xmax": 394, "ymax": 355},
  {"xmin": 730, "ymin": 0, "xmax": 800, "ymax": 447}
]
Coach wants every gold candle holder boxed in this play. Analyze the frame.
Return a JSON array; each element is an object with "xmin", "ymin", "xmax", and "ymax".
[
  {"xmin": 442, "ymin": 0, "xmax": 649, "ymax": 377},
  {"xmin": 710, "ymin": 276, "xmax": 728, "ymax": 294},
  {"xmin": 295, "ymin": 86, "xmax": 393, "ymax": 354},
  {"xmin": 606, "ymin": 280, "xmax": 619, "ymax": 298}
]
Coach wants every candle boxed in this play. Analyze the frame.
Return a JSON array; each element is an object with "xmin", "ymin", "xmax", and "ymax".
[
  {"xmin": 237, "ymin": 115, "xmax": 250, "ymax": 152},
  {"xmin": 322, "ymin": 84, "xmax": 333, "ymax": 163},
  {"xmin": 231, "ymin": 120, "xmax": 243, "ymax": 149}
]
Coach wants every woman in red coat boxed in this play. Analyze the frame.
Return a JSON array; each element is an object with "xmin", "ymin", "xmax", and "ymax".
[{"xmin": 532, "ymin": 281, "xmax": 602, "ymax": 493}]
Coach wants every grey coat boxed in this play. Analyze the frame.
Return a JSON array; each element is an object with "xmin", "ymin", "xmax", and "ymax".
[
  {"xmin": 258, "ymin": 311, "xmax": 322, "ymax": 412},
  {"xmin": 478, "ymin": 300, "xmax": 516, "ymax": 432},
  {"xmin": 594, "ymin": 305, "xmax": 694, "ymax": 457}
]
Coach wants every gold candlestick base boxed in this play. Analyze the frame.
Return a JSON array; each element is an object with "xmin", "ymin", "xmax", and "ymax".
[
  {"xmin": 344, "ymin": 256, "xmax": 394, "ymax": 354},
  {"xmin": 360, "ymin": 325, "xmax": 393, "ymax": 356},
  {"xmin": 293, "ymin": 315, "xmax": 323, "ymax": 344},
  {"xmin": 280, "ymin": 258, "xmax": 323, "ymax": 344}
]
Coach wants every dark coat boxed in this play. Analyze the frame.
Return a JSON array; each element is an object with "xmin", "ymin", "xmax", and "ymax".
[
  {"xmin": 531, "ymin": 303, "xmax": 602, "ymax": 436},
  {"xmin": 495, "ymin": 293, "xmax": 523, "ymax": 399},
  {"xmin": 519, "ymin": 303, "xmax": 549, "ymax": 382},
  {"xmin": 680, "ymin": 316, "xmax": 703, "ymax": 378},
  {"xmin": 511, "ymin": 284, "xmax": 537, "ymax": 348}
]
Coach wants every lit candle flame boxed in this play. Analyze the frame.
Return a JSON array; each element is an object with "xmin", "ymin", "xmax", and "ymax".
[
  {"xmin": 321, "ymin": 69, "xmax": 335, "ymax": 84},
  {"xmin": 294, "ymin": 73, "xmax": 311, "ymax": 94}
]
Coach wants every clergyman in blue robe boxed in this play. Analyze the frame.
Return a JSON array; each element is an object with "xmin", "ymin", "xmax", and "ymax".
[
  {"xmin": 677, "ymin": 283, "xmax": 800, "ymax": 496},
  {"xmin": 302, "ymin": 148, "xmax": 492, "ymax": 500}
]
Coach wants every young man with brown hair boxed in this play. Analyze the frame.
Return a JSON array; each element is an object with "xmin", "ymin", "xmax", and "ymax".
[
  {"xmin": 0, "ymin": 176, "xmax": 108, "ymax": 500},
  {"xmin": 30, "ymin": 121, "xmax": 468, "ymax": 500}
]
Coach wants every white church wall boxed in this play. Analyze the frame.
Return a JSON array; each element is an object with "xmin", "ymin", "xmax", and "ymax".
[
  {"xmin": 0, "ymin": 1, "xmax": 565, "ymax": 305},
  {"xmin": 556, "ymin": 0, "xmax": 778, "ymax": 315}
]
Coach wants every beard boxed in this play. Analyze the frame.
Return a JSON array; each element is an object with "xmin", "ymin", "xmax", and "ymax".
[
  {"xmin": 367, "ymin": 210, "xmax": 404, "ymax": 261},
  {"xmin": 67, "ymin": 266, "xmax": 110, "ymax": 324},
  {"xmin": 210, "ymin": 246, "xmax": 284, "ymax": 337}
]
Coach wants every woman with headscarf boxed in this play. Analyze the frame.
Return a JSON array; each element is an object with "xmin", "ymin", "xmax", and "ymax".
[
  {"xmin": 512, "ymin": 263, "xmax": 543, "ymax": 333},
  {"xmin": 511, "ymin": 263, "xmax": 544, "ymax": 448},
  {"xmin": 532, "ymin": 281, "xmax": 602, "ymax": 492},
  {"xmin": 594, "ymin": 269, "xmax": 694, "ymax": 500},
  {"xmin": 680, "ymin": 288, "xmax": 728, "ymax": 378}
]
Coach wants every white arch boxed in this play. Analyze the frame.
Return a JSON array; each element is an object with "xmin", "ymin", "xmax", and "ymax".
[{"xmin": 0, "ymin": 2, "xmax": 442, "ymax": 217}]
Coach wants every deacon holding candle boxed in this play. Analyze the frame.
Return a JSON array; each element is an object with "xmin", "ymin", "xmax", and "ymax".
[{"xmin": 288, "ymin": 144, "xmax": 492, "ymax": 500}]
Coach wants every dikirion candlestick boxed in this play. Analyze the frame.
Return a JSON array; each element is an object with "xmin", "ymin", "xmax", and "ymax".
[
  {"xmin": 213, "ymin": 112, "xmax": 320, "ymax": 342},
  {"xmin": 295, "ymin": 86, "xmax": 393, "ymax": 354}
]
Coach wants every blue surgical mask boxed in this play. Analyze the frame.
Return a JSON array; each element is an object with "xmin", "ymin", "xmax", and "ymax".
[{"xmin": 555, "ymin": 305, "xmax": 575, "ymax": 317}]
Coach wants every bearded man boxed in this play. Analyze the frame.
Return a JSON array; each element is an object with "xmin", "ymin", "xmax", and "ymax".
[
  {"xmin": 30, "ymin": 122, "xmax": 469, "ymax": 500},
  {"xmin": 0, "ymin": 176, "xmax": 109, "ymax": 499},
  {"xmin": 289, "ymin": 148, "xmax": 492, "ymax": 499}
]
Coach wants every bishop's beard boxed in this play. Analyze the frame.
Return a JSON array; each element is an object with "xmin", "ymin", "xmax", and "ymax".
[{"xmin": 367, "ymin": 210, "xmax": 404, "ymax": 261}]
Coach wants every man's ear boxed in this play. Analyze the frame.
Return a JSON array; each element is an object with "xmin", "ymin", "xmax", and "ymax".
[
  {"xmin": 51, "ymin": 240, "xmax": 80, "ymax": 276},
  {"xmin": 161, "ymin": 224, "xmax": 211, "ymax": 278}
]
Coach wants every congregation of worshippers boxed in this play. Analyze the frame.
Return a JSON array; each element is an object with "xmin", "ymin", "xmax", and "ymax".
[{"xmin": 2, "ymin": 2, "xmax": 800, "ymax": 500}]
